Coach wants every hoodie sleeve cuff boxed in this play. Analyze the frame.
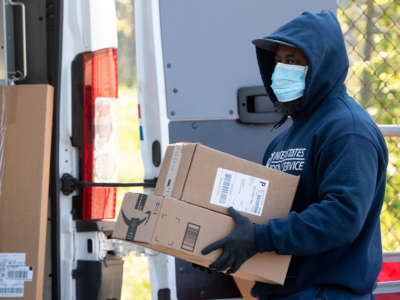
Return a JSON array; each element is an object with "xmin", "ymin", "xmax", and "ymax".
[{"xmin": 255, "ymin": 224, "xmax": 275, "ymax": 252}]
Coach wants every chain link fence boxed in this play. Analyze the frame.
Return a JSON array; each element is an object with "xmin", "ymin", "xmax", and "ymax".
[{"xmin": 337, "ymin": 0, "xmax": 400, "ymax": 251}]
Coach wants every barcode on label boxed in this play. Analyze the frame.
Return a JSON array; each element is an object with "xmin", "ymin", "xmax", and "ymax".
[
  {"xmin": 253, "ymin": 193, "xmax": 263, "ymax": 214},
  {"xmin": 181, "ymin": 223, "xmax": 200, "ymax": 252},
  {"xmin": 0, "ymin": 287, "xmax": 23, "ymax": 296},
  {"xmin": 219, "ymin": 173, "xmax": 232, "ymax": 204},
  {"xmin": 210, "ymin": 168, "xmax": 269, "ymax": 216},
  {"xmin": 7, "ymin": 270, "xmax": 28, "ymax": 280}
]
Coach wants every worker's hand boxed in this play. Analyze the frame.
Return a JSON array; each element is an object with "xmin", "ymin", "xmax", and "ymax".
[{"xmin": 201, "ymin": 207, "xmax": 258, "ymax": 274}]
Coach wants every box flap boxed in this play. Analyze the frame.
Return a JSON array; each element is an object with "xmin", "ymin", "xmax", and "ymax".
[
  {"xmin": 233, "ymin": 277, "xmax": 258, "ymax": 300},
  {"xmin": 113, "ymin": 193, "xmax": 162, "ymax": 243},
  {"xmin": 155, "ymin": 143, "xmax": 197, "ymax": 198}
]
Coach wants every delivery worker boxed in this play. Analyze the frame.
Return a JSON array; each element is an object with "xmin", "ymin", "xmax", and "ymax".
[{"xmin": 201, "ymin": 10, "xmax": 388, "ymax": 300}]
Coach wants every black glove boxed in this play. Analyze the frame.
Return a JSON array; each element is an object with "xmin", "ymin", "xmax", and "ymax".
[{"xmin": 201, "ymin": 207, "xmax": 258, "ymax": 274}]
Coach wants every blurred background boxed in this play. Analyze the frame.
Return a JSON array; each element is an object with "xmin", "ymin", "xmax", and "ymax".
[
  {"xmin": 115, "ymin": 1, "xmax": 149, "ymax": 299},
  {"xmin": 115, "ymin": 0, "xmax": 400, "ymax": 299}
]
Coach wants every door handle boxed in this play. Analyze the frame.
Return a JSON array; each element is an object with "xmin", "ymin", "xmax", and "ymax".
[
  {"xmin": 237, "ymin": 86, "xmax": 283, "ymax": 124},
  {"xmin": 7, "ymin": 0, "xmax": 26, "ymax": 81}
]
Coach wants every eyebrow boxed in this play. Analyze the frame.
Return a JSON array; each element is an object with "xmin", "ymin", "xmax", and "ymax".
[{"xmin": 274, "ymin": 53, "xmax": 297, "ymax": 60}]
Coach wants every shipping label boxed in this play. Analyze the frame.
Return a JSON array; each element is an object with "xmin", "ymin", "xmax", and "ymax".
[
  {"xmin": 210, "ymin": 168, "xmax": 269, "ymax": 216},
  {"xmin": 0, "ymin": 253, "xmax": 33, "ymax": 298}
]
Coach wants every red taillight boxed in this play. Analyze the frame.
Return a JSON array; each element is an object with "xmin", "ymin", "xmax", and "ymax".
[
  {"xmin": 378, "ymin": 262, "xmax": 400, "ymax": 282},
  {"xmin": 82, "ymin": 48, "xmax": 118, "ymax": 220}
]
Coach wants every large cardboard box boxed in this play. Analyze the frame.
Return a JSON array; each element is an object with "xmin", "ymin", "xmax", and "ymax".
[
  {"xmin": 0, "ymin": 85, "xmax": 53, "ymax": 300},
  {"xmin": 155, "ymin": 143, "xmax": 299, "ymax": 224},
  {"xmin": 113, "ymin": 193, "xmax": 291, "ymax": 285}
]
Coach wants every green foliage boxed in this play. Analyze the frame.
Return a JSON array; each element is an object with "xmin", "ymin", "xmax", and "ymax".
[
  {"xmin": 121, "ymin": 252, "xmax": 151, "ymax": 300},
  {"xmin": 116, "ymin": 86, "xmax": 150, "ymax": 299},
  {"xmin": 337, "ymin": 0, "xmax": 400, "ymax": 250},
  {"xmin": 116, "ymin": 0, "xmax": 137, "ymax": 87},
  {"xmin": 116, "ymin": 0, "xmax": 150, "ymax": 298}
]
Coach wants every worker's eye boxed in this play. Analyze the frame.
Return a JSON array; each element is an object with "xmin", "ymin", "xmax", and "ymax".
[{"xmin": 287, "ymin": 59, "xmax": 296, "ymax": 64}]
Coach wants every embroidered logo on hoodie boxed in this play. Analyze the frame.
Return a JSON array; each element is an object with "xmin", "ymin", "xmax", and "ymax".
[{"xmin": 265, "ymin": 148, "xmax": 307, "ymax": 172}]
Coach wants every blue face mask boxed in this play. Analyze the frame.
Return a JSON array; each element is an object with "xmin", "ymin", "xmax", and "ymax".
[{"xmin": 271, "ymin": 62, "xmax": 308, "ymax": 102}]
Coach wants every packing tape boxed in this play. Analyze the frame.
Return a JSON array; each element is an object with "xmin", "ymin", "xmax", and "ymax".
[{"xmin": 163, "ymin": 144, "xmax": 183, "ymax": 197}]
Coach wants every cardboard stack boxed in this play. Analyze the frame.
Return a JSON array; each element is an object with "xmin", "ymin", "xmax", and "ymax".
[
  {"xmin": 0, "ymin": 85, "xmax": 53, "ymax": 300},
  {"xmin": 113, "ymin": 143, "xmax": 299, "ymax": 285}
]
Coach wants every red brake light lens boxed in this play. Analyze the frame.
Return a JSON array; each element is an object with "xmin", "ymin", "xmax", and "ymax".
[{"xmin": 82, "ymin": 48, "xmax": 118, "ymax": 220}]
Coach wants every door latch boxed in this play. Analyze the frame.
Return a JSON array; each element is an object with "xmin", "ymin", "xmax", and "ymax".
[{"xmin": 237, "ymin": 86, "xmax": 283, "ymax": 124}]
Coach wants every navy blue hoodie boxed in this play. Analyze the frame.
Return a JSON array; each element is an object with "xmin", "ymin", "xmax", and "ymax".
[{"xmin": 252, "ymin": 11, "xmax": 388, "ymax": 298}]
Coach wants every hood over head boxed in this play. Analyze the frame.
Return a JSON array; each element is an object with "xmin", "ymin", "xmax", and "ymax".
[{"xmin": 253, "ymin": 10, "xmax": 349, "ymax": 119}]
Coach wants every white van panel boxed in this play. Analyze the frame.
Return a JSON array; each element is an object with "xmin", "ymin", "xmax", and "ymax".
[
  {"xmin": 159, "ymin": 0, "xmax": 336, "ymax": 121},
  {"xmin": 65, "ymin": 0, "xmax": 117, "ymax": 53},
  {"xmin": 59, "ymin": 1, "xmax": 117, "ymax": 299}
]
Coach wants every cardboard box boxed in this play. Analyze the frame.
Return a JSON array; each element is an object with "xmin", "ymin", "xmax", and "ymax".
[
  {"xmin": 155, "ymin": 143, "xmax": 299, "ymax": 224},
  {"xmin": 113, "ymin": 193, "xmax": 291, "ymax": 285},
  {"xmin": 233, "ymin": 277, "xmax": 258, "ymax": 300},
  {"xmin": 0, "ymin": 85, "xmax": 53, "ymax": 300}
]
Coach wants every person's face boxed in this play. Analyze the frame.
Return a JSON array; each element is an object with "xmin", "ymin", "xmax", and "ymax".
[
  {"xmin": 272, "ymin": 45, "xmax": 308, "ymax": 117},
  {"xmin": 274, "ymin": 45, "xmax": 308, "ymax": 66}
]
